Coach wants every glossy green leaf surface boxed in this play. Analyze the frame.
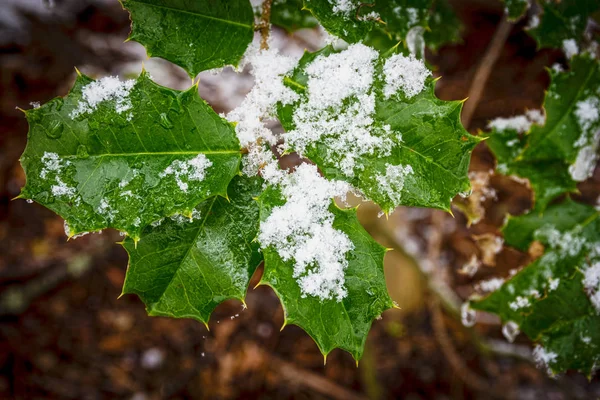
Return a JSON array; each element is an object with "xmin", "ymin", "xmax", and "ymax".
[
  {"xmin": 272, "ymin": 0, "xmax": 319, "ymax": 32},
  {"xmin": 122, "ymin": 176, "xmax": 263, "ymax": 324},
  {"xmin": 20, "ymin": 72, "xmax": 241, "ymax": 239},
  {"xmin": 258, "ymin": 185, "xmax": 393, "ymax": 360},
  {"xmin": 303, "ymin": 0, "xmax": 374, "ymax": 43},
  {"xmin": 121, "ymin": 0, "xmax": 254, "ymax": 77},
  {"xmin": 472, "ymin": 200, "xmax": 600, "ymax": 375},
  {"xmin": 487, "ymin": 55, "xmax": 600, "ymax": 211},
  {"xmin": 279, "ymin": 46, "xmax": 480, "ymax": 213},
  {"xmin": 529, "ymin": 0, "xmax": 600, "ymax": 49},
  {"xmin": 523, "ymin": 55, "xmax": 600, "ymax": 162}
]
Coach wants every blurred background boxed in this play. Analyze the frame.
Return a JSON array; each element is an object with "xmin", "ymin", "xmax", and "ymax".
[{"xmin": 1, "ymin": 0, "xmax": 599, "ymax": 399}]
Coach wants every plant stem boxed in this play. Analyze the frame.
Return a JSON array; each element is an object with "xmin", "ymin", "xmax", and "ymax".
[{"xmin": 260, "ymin": 0, "xmax": 274, "ymax": 50}]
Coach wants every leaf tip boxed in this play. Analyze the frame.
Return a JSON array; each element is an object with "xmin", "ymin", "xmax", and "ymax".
[
  {"xmin": 74, "ymin": 66, "xmax": 82, "ymax": 77},
  {"xmin": 280, "ymin": 319, "xmax": 287, "ymax": 332}
]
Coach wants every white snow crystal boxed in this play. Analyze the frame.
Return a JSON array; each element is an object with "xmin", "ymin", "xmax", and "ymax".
[
  {"xmin": 532, "ymin": 345, "xmax": 557, "ymax": 374},
  {"xmin": 575, "ymin": 97, "xmax": 600, "ymax": 133},
  {"xmin": 258, "ymin": 164, "xmax": 354, "ymax": 301},
  {"xmin": 509, "ymin": 295, "xmax": 531, "ymax": 311},
  {"xmin": 488, "ymin": 109, "xmax": 545, "ymax": 133},
  {"xmin": 383, "ymin": 53, "xmax": 430, "ymax": 99},
  {"xmin": 583, "ymin": 261, "xmax": 600, "ymax": 313},
  {"xmin": 477, "ymin": 277, "xmax": 505, "ymax": 293},
  {"xmin": 285, "ymin": 43, "xmax": 394, "ymax": 177},
  {"xmin": 562, "ymin": 39, "xmax": 579, "ymax": 59},
  {"xmin": 375, "ymin": 164, "xmax": 414, "ymax": 206},
  {"xmin": 502, "ymin": 321, "xmax": 520, "ymax": 343},
  {"xmin": 159, "ymin": 155, "xmax": 212, "ymax": 192},
  {"xmin": 330, "ymin": 0, "xmax": 357, "ymax": 15},
  {"xmin": 70, "ymin": 76, "xmax": 135, "ymax": 118}
]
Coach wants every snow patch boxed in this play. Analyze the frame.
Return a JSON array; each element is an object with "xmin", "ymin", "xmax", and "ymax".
[
  {"xmin": 70, "ymin": 76, "xmax": 135, "ymax": 119},
  {"xmin": 258, "ymin": 164, "xmax": 354, "ymax": 301},
  {"xmin": 159, "ymin": 155, "xmax": 213, "ymax": 192},
  {"xmin": 383, "ymin": 53, "xmax": 430, "ymax": 99}
]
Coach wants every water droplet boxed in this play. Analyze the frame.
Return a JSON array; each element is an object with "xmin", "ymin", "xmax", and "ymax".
[
  {"xmin": 76, "ymin": 144, "xmax": 90, "ymax": 159},
  {"xmin": 53, "ymin": 98, "xmax": 64, "ymax": 112},
  {"xmin": 159, "ymin": 113, "xmax": 174, "ymax": 129},
  {"xmin": 47, "ymin": 120, "xmax": 64, "ymax": 139},
  {"xmin": 184, "ymin": 143, "xmax": 192, "ymax": 150},
  {"xmin": 502, "ymin": 321, "xmax": 520, "ymax": 343},
  {"xmin": 460, "ymin": 303, "xmax": 476, "ymax": 327},
  {"xmin": 26, "ymin": 199, "xmax": 33, "ymax": 204},
  {"xmin": 169, "ymin": 100, "xmax": 182, "ymax": 115}
]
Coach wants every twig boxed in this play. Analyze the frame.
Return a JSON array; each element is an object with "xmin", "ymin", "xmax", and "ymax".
[
  {"xmin": 259, "ymin": 0, "xmax": 274, "ymax": 50},
  {"xmin": 268, "ymin": 354, "xmax": 369, "ymax": 400},
  {"xmin": 461, "ymin": 17, "xmax": 513, "ymax": 128}
]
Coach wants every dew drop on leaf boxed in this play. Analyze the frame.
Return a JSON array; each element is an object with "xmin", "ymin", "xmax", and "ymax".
[
  {"xmin": 47, "ymin": 120, "xmax": 64, "ymax": 139},
  {"xmin": 76, "ymin": 144, "xmax": 90, "ymax": 159},
  {"xmin": 159, "ymin": 113, "xmax": 174, "ymax": 129}
]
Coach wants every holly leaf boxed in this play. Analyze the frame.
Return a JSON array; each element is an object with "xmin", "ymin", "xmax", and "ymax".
[
  {"xmin": 502, "ymin": 197, "xmax": 597, "ymax": 251},
  {"xmin": 487, "ymin": 55, "xmax": 600, "ymax": 211},
  {"xmin": 529, "ymin": 0, "xmax": 600, "ymax": 49},
  {"xmin": 121, "ymin": 176, "xmax": 263, "ymax": 325},
  {"xmin": 279, "ymin": 45, "xmax": 480, "ymax": 213},
  {"xmin": 471, "ymin": 200, "xmax": 600, "ymax": 375},
  {"xmin": 302, "ymin": 0, "xmax": 374, "ymax": 43},
  {"xmin": 272, "ymin": 0, "xmax": 319, "ymax": 32},
  {"xmin": 121, "ymin": 0, "xmax": 254, "ymax": 77},
  {"xmin": 19, "ymin": 72, "xmax": 241, "ymax": 239},
  {"xmin": 304, "ymin": 0, "xmax": 434, "ymax": 44},
  {"xmin": 424, "ymin": 0, "xmax": 462, "ymax": 52},
  {"xmin": 257, "ymin": 184, "xmax": 393, "ymax": 361},
  {"xmin": 502, "ymin": 0, "xmax": 529, "ymax": 21}
]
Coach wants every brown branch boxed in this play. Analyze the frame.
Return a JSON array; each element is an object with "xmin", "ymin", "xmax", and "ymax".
[
  {"xmin": 260, "ymin": 0, "xmax": 274, "ymax": 50},
  {"xmin": 461, "ymin": 17, "xmax": 513, "ymax": 129}
]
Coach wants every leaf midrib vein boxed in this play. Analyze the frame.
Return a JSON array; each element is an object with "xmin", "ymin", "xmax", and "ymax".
[{"xmin": 129, "ymin": 1, "xmax": 253, "ymax": 30}]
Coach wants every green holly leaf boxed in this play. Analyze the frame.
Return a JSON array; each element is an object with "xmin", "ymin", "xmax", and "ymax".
[
  {"xmin": 279, "ymin": 45, "xmax": 480, "ymax": 213},
  {"xmin": 272, "ymin": 0, "xmax": 319, "ymax": 32},
  {"xmin": 502, "ymin": 197, "xmax": 597, "ymax": 251},
  {"xmin": 424, "ymin": 0, "xmax": 462, "ymax": 52},
  {"xmin": 303, "ymin": 0, "xmax": 374, "ymax": 43},
  {"xmin": 121, "ymin": 0, "xmax": 254, "ymax": 77},
  {"xmin": 529, "ymin": 0, "xmax": 600, "ymax": 49},
  {"xmin": 487, "ymin": 125, "xmax": 578, "ymax": 212},
  {"xmin": 304, "ymin": 0, "xmax": 434, "ymax": 44},
  {"xmin": 471, "ymin": 200, "xmax": 600, "ymax": 375},
  {"xmin": 502, "ymin": 0, "xmax": 529, "ymax": 21},
  {"xmin": 19, "ymin": 72, "xmax": 241, "ymax": 239},
  {"xmin": 257, "ymin": 183, "xmax": 393, "ymax": 361},
  {"xmin": 121, "ymin": 176, "xmax": 263, "ymax": 325},
  {"xmin": 487, "ymin": 54, "xmax": 600, "ymax": 211}
]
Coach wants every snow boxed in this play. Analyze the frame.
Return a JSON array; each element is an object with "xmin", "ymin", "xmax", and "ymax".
[
  {"xmin": 285, "ymin": 43, "xmax": 395, "ymax": 177},
  {"xmin": 488, "ymin": 109, "xmax": 545, "ymax": 133},
  {"xmin": 534, "ymin": 225, "xmax": 587, "ymax": 258},
  {"xmin": 257, "ymin": 164, "xmax": 354, "ymax": 301},
  {"xmin": 562, "ymin": 39, "xmax": 579, "ymax": 59},
  {"xmin": 569, "ymin": 133, "xmax": 600, "ymax": 182},
  {"xmin": 159, "ymin": 155, "xmax": 212, "ymax": 192},
  {"xmin": 477, "ymin": 277, "xmax": 505, "ymax": 293},
  {"xmin": 575, "ymin": 97, "xmax": 600, "ymax": 133},
  {"xmin": 40, "ymin": 152, "xmax": 64, "ymax": 179},
  {"xmin": 70, "ymin": 76, "xmax": 135, "ymax": 119},
  {"xmin": 51, "ymin": 176, "xmax": 76, "ymax": 197},
  {"xmin": 226, "ymin": 46, "xmax": 299, "ymax": 149},
  {"xmin": 329, "ymin": 0, "xmax": 357, "ymax": 15},
  {"xmin": 509, "ymin": 295, "xmax": 531, "ymax": 311},
  {"xmin": 532, "ymin": 345, "xmax": 557, "ymax": 373},
  {"xmin": 383, "ymin": 53, "xmax": 430, "ymax": 99},
  {"xmin": 376, "ymin": 164, "xmax": 414, "ymax": 206},
  {"xmin": 583, "ymin": 261, "xmax": 600, "ymax": 313}
]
